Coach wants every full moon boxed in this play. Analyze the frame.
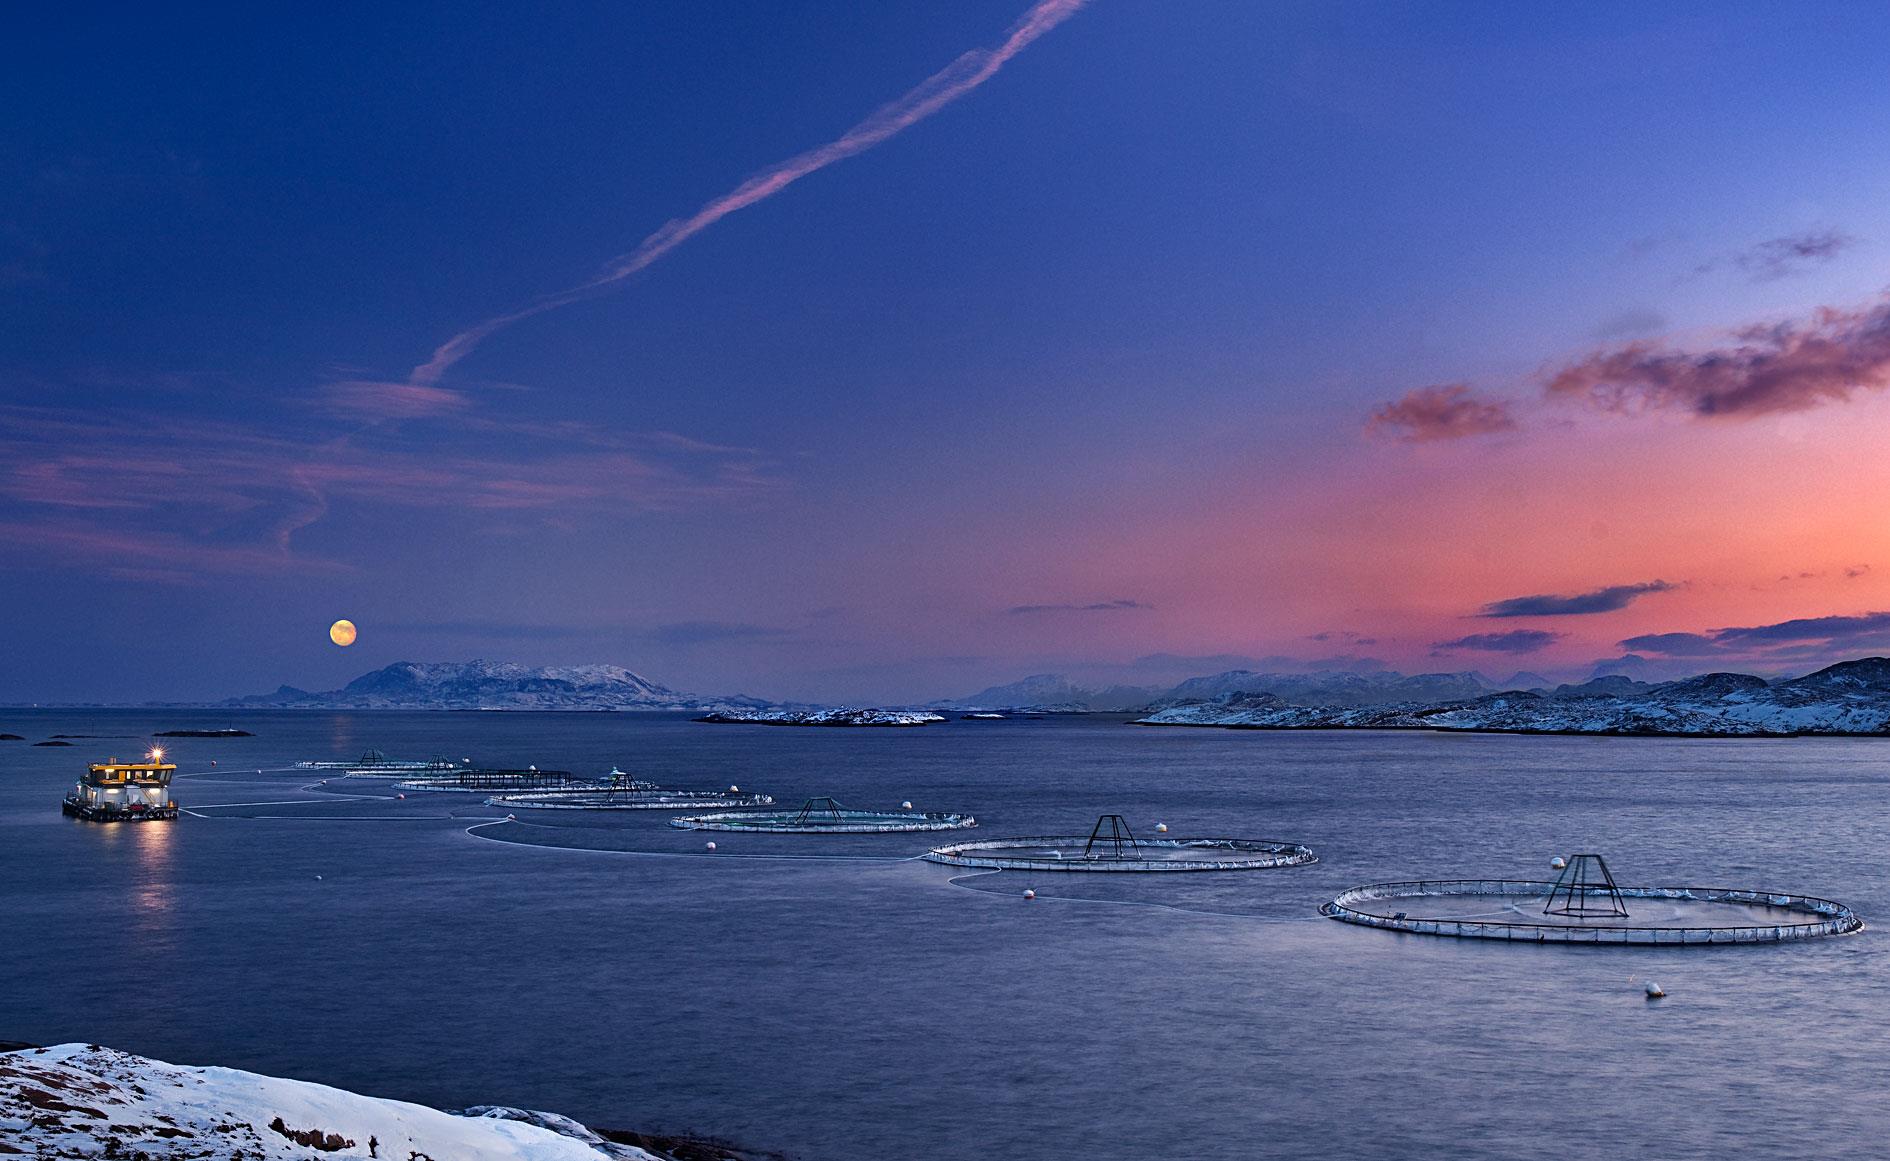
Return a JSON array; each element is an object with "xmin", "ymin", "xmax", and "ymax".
[{"xmin": 329, "ymin": 619, "xmax": 357, "ymax": 647}]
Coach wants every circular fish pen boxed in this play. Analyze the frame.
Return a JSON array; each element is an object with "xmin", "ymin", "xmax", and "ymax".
[
  {"xmin": 298, "ymin": 752, "xmax": 465, "ymax": 777},
  {"xmin": 924, "ymin": 814, "xmax": 1317, "ymax": 872},
  {"xmin": 489, "ymin": 787, "xmax": 776, "ymax": 811},
  {"xmin": 1321, "ymin": 854, "xmax": 1863, "ymax": 945},
  {"xmin": 392, "ymin": 768, "xmax": 585, "ymax": 793},
  {"xmin": 670, "ymin": 795, "xmax": 976, "ymax": 833}
]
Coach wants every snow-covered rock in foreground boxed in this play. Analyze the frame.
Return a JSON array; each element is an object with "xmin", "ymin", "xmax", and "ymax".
[
  {"xmin": 0, "ymin": 1043, "xmax": 659, "ymax": 1160},
  {"xmin": 696, "ymin": 707, "xmax": 945, "ymax": 726},
  {"xmin": 1137, "ymin": 657, "xmax": 1890, "ymax": 738}
]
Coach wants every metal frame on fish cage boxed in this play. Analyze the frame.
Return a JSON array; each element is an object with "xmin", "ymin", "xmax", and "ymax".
[
  {"xmin": 670, "ymin": 795, "xmax": 977, "ymax": 833},
  {"xmin": 1543, "ymin": 853, "xmax": 1630, "ymax": 918},
  {"xmin": 1319, "ymin": 878, "xmax": 1864, "ymax": 945}
]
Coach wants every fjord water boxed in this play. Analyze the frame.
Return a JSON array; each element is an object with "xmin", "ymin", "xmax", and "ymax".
[{"xmin": 5, "ymin": 711, "xmax": 1888, "ymax": 1160}]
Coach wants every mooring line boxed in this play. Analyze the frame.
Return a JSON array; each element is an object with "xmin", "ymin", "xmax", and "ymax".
[
  {"xmin": 206, "ymin": 814, "xmax": 455, "ymax": 821},
  {"xmin": 184, "ymin": 798, "xmax": 349, "ymax": 809},
  {"xmin": 942, "ymin": 869, "xmax": 1319, "ymax": 924},
  {"xmin": 181, "ymin": 784, "xmax": 454, "ymax": 821},
  {"xmin": 461, "ymin": 818, "xmax": 928, "ymax": 862}
]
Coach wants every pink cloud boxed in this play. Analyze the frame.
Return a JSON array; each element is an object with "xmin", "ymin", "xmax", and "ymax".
[
  {"xmin": 410, "ymin": 0, "xmax": 1089, "ymax": 385},
  {"xmin": 1547, "ymin": 296, "xmax": 1890, "ymax": 418},
  {"xmin": 1366, "ymin": 384, "xmax": 1518, "ymax": 442}
]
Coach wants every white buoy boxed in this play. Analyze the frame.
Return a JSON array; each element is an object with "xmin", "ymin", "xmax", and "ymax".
[
  {"xmin": 397, "ymin": 793, "xmax": 406, "ymax": 800},
  {"xmin": 706, "ymin": 841, "xmax": 717, "ymax": 851},
  {"xmin": 1551, "ymin": 856, "xmax": 1568, "ymax": 870},
  {"xmin": 729, "ymin": 785, "xmax": 740, "ymax": 793},
  {"xmin": 901, "ymin": 801, "xmax": 913, "ymax": 810},
  {"xmin": 1645, "ymin": 981, "xmax": 1665, "ymax": 999},
  {"xmin": 315, "ymin": 874, "xmax": 323, "ymax": 881},
  {"xmin": 1156, "ymin": 822, "xmax": 1169, "ymax": 833},
  {"xmin": 506, "ymin": 814, "xmax": 516, "ymax": 821},
  {"xmin": 1023, "ymin": 889, "xmax": 1036, "ymax": 900}
]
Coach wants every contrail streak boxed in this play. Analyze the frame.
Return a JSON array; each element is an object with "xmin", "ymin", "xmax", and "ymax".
[{"xmin": 410, "ymin": 0, "xmax": 1088, "ymax": 385}]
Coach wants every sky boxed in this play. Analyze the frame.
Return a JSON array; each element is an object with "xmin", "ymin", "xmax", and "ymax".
[{"xmin": 6, "ymin": 1, "xmax": 1890, "ymax": 704}]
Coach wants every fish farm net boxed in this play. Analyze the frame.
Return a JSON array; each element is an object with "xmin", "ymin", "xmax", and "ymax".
[
  {"xmin": 488, "ymin": 788, "xmax": 776, "ymax": 811},
  {"xmin": 392, "ymin": 769, "xmax": 587, "ymax": 793},
  {"xmin": 297, "ymin": 752, "xmax": 465, "ymax": 777},
  {"xmin": 1321, "ymin": 878, "xmax": 1863, "ymax": 945},
  {"xmin": 925, "ymin": 835, "xmax": 1317, "ymax": 872},
  {"xmin": 924, "ymin": 816, "xmax": 1316, "ymax": 872},
  {"xmin": 670, "ymin": 796, "xmax": 977, "ymax": 833}
]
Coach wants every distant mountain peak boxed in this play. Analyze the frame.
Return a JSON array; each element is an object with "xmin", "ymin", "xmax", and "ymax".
[
  {"xmin": 1786, "ymin": 655, "xmax": 1890, "ymax": 690},
  {"xmin": 1154, "ymin": 668, "xmax": 1493, "ymax": 709},
  {"xmin": 228, "ymin": 659, "xmax": 760, "ymax": 711}
]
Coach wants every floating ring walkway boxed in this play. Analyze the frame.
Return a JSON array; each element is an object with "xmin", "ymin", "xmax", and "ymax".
[
  {"xmin": 489, "ymin": 788, "xmax": 775, "ymax": 811},
  {"xmin": 925, "ymin": 834, "xmax": 1317, "ymax": 872},
  {"xmin": 924, "ymin": 816, "xmax": 1315, "ymax": 872},
  {"xmin": 671, "ymin": 796, "xmax": 976, "ymax": 833},
  {"xmin": 392, "ymin": 769, "xmax": 585, "ymax": 793},
  {"xmin": 1320, "ymin": 878, "xmax": 1863, "ymax": 945}
]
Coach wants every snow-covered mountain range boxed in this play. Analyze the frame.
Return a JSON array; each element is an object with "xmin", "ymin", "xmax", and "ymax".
[
  {"xmin": 928, "ymin": 674, "xmax": 1137, "ymax": 712},
  {"xmin": 224, "ymin": 660, "xmax": 767, "ymax": 711},
  {"xmin": 209, "ymin": 655, "xmax": 1890, "ymax": 732},
  {"xmin": 932, "ymin": 668, "xmax": 1507, "ymax": 712},
  {"xmin": 1139, "ymin": 657, "xmax": 1890, "ymax": 737}
]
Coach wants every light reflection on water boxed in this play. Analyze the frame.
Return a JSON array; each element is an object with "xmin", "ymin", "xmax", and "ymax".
[
  {"xmin": 129, "ymin": 819, "xmax": 174, "ymax": 930},
  {"xmin": 5, "ymin": 710, "xmax": 1890, "ymax": 1160}
]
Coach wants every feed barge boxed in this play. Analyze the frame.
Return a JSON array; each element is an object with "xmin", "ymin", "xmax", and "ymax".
[{"xmin": 63, "ymin": 750, "xmax": 178, "ymax": 822}]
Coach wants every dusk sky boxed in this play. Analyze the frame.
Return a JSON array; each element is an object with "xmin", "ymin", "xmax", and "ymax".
[{"xmin": 7, "ymin": 1, "xmax": 1890, "ymax": 704}]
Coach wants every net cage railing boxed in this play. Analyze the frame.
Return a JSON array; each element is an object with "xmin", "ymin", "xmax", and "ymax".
[
  {"xmin": 391, "ymin": 769, "xmax": 586, "ymax": 792},
  {"xmin": 1320, "ymin": 879, "xmax": 1864, "ymax": 944},
  {"xmin": 669, "ymin": 804, "xmax": 978, "ymax": 833},
  {"xmin": 485, "ymin": 789, "xmax": 776, "ymax": 811},
  {"xmin": 297, "ymin": 758, "xmax": 464, "ymax": 775},
  {"xmin": 923, "ymin": 835, "xmax": 1318, "ymax": 872}
]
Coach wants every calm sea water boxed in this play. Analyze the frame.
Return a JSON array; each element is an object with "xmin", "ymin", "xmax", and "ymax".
[{"xmin": 5, "ymin": 710, "xmax": 1889, "ymax": 1159}]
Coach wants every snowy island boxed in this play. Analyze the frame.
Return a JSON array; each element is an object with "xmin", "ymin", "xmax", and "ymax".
[
  {"xmin": 695, "ymin": 707, "xmax": 946, "ymax": 726},
  {"xmin": 1138, "ymin": 657, "xmax": 1890, "ymax": 737}
]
